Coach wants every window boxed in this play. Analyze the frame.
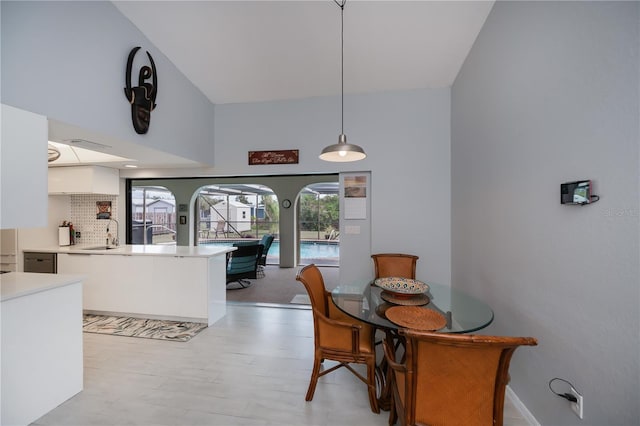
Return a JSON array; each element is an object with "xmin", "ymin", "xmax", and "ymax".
[{"xmin": 130, "ymin": 186, "xmax": 176, "ymax": 245}]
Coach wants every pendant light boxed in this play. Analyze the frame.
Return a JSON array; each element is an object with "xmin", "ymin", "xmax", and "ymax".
[{"xmin": 319, "ymin": 0, "xmax": 366, "ymax": 162}]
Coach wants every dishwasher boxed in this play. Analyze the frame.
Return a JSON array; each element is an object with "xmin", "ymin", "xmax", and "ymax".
[{"xmin": 23, "ymin": 252, "xmax": 57, "ymax": 273}]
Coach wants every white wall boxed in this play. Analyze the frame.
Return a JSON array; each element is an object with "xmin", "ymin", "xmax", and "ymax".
[
  {"xmin": 214, "ymin": 89, "xmax": 451, "ymax": 285},
  {"xmin": 2, "ymin": 1, "xmax": 451, "ymax": 287},
  {"xmin": 17, "ymin": 196, "xmax": 70, "ymax": 270},
  {"xmin": 1, "ymin": 1, "xmax": 214, "ymax": 165},
  {"xmin": 0, "ymin": 105, "xmax": 48, "ymax": 229},
  {"xmin": 128, "ymin": 86, "xmax": 451, "ymax": 282},
  {"xmin": 451, "ymin": 2, "xmax": 639, "ymax": 424}
]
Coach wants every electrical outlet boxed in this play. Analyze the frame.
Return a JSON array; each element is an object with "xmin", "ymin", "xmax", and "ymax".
[
  {"xmin": 569, "ymin": 386, "xmax": 583, "ymax": 419},
  {"xmin": 75, "ymin": 231, "xmax": 81, "ymax": 239}
]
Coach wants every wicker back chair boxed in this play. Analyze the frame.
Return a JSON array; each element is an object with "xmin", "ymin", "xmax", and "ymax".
[
  {"xmin": 383, "ymin": 329, "xmax": 537, "ymax": 426},
  {"xmin": 296, "ymin": 264, "xmax": 379, "ymax": 413},
  {"xmin": 371, "ymin": 253, "xmax": 419, "ymax": 279}
]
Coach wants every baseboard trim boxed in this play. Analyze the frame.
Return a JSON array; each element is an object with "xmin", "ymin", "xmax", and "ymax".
[
  {"xmin": 506, "ymin": 385, "xmax": 540, "ymax": 426},
  {"xmin": 83, "ymin": 310, "xmax": 206, "ymax": 324},
  {"xmin": 226, "ymin": 301, "xmax": 311, "ymax": 310}
]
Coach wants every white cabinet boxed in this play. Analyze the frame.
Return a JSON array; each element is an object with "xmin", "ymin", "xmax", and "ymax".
[
  {"xmin": 48, "ymin": 165, "xmax": 119, "ymax": 195},
  {"xmin": 1, "ymin": 104, "xmax": 48, "ymax": 229},
  {"xmin": 151, "ymin": 256, "xmax": 209, "ymax": 318},
  {"xmin": 1, "ymin": 229, "xmax": 18, "ymax": 271},
  {"xmin": 58, "ymin": 253, "xmax": 150, "ymax": 313},
  {"xmin": 1, "ymin": 276, "xmax": 83, "ymax": 426},
  {"xmin": 57, "ymin": 252, "xmax": 226, "ymax": 325}
]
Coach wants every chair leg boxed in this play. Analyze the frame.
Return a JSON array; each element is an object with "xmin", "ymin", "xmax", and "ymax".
[
  {"xmin": 306, "ymin": 356, "xmax": 322, "ymax": 401},
  {"xmin": 226, "ymin": 279, "xmax": 252, "ymax": 290},
  {"xmin": 367, "ymin": 361, "xmax": 380, "ymax": 414},
  {"xmin": 388, "ymin": 397, "xmax": 397, "ymax": 426}
]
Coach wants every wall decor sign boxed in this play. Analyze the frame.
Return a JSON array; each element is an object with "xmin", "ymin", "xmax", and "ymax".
[
  {"xmin": 248, "ymin": 150, "xmax": 299, "ymax": 165},
  {"xmin": 124, "ymin": 46, "xmax": 158, "ymax": 134},
  {"xmin": 96, "ymin": 201, "xmax": 112, "ymax": 220}
]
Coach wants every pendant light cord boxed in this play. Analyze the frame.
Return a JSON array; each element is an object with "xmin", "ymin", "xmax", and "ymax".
[{"xmin": 333, "ymin": 0, "xmax": 346, "ymax": 135}]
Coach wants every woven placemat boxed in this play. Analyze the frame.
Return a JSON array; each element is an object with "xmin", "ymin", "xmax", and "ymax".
[
  {"xmin": 380, "ymin": 291, "xmax": 430, "ymax": 306},
  {"xmin": 385, "ymin": 306, "xmax": 447, "ymax": 331}
]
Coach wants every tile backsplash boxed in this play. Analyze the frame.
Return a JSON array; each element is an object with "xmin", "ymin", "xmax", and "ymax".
[{"xmin": 70, "ymin": 194, "xmax": 119, "ymax": 246}]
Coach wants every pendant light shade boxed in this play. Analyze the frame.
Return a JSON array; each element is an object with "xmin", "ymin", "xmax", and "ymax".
[
  {"xmin": 320, "ymin": 0, "xmax": 366, "ymax": 162},
  {"xmin": 319, "ymin": 134, "xmax": 366, "ymax": 162}
]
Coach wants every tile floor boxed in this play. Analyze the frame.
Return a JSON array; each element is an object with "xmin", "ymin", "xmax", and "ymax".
[{"xmin": 33, "ymin": 304, "xmax": 529, "ymax": 426}]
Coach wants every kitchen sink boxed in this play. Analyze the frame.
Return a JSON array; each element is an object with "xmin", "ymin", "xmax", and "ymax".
[{"xmin": 81, "ymin": 246, "xmax": 121, "ymax": 250}]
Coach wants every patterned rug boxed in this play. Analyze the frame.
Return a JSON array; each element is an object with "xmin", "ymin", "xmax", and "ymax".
[{"xmin": 82, "ymin": 314, "xmax": 207, "ymax": 342}]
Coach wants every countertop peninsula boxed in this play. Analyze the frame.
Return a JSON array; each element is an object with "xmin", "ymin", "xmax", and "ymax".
[
  {"xmin": 0, "ymin": 271, "xmax": 85, "ymax": 302},
  {"xmin": 1, "ymin": 272, "xmax": 84, "ymax": 425},
  {"xmin": 47, "ymin": 244, "xmax": 232, "ymax": 325},
  {"xmin": 23, "ymin": 244, "xmax": 235, "ymax": 258}
]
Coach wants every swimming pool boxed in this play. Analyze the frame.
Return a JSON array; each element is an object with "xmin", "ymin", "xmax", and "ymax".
[{"xmin": 201, "ymin": 240, "xmax": 339, "ymax": 263}]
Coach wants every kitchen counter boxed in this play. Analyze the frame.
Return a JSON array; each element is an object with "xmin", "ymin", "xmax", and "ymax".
[
  {"xmin": 23, "ymin": 244, "xmax": 235, "ymax": 258},
  {"xmin": 43, "ymin": 244, "xmax": 234, "ymax": 326},
  {"xmin": 1, "ymin": 272, "xmax": 83, "ymax": 426},
  {"xmin": 0, "ymin": 271, "xmax": 85, "ymax": 301}
]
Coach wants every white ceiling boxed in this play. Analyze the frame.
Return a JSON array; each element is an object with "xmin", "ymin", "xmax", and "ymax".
[
  {"xmin": 113, "ymin": 0, "xmax": 495, "ymax": 105},
  {"xmin": 48, "ymin": 119, "xmax": 206, "ymax": 170},
  {"xmin": 50, "ymin": 1, "xmax": 494, "ymax": 169}
]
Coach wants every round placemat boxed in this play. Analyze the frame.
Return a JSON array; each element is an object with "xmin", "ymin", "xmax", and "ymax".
[
  {"xmin": 385, "ymin": 306, "xmax": 447, "ymax": 331},
  {"xmin": 380, "ymin": 291, "xmax": 430, "ymax": 306}
]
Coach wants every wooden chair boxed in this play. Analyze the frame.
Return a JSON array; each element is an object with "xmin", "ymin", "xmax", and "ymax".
[
  {"xmin": 371, "ymin": 253, "xmax": 419, "ymax": 279},
  {"xmin": 382, "ymin": 329, "xmax": 537, "ymax": 426},
  {"xmin": 296, "ymin": 264, "xmax": 380, "ymax": 414}
]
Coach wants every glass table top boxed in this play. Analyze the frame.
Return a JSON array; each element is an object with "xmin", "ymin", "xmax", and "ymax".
[{"xmin": 331, "ymin": 279, "xmax": 494, "ymax": 333}]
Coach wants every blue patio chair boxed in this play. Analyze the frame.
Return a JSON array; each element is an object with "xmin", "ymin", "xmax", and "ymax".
[
  {"xmin": 226, "ymin": 242, "xmax": 263, "ymax": 289},
  {"xmin": 255, "ymin": 234, "xmax": 274, "ymax": 278},
  {"xmin": 258, "ymin": 234, "xmax": 274, "ymax": 267}
]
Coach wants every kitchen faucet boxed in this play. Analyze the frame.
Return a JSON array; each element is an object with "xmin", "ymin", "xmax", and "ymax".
[{"xmin": 106, "ymin": 219, "xmax": 119, "ymax": 246}]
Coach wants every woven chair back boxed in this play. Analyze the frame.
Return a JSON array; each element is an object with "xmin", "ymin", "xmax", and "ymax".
[
  {"xmin": 371, "ymin": 253, "xmax": 419, "ymax": 279},
  {"xmin": 399, "ymin": 330, "xmax": 537, "ymax": 426}
]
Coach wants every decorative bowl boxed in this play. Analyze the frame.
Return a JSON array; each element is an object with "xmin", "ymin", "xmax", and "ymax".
[{"xmin": 374, "ymin": 277, "xmax": 429, "ymax": 295}]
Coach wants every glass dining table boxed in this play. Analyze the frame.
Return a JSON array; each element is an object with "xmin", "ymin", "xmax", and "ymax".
[
  {"xmin": 331, "ymin": 279, "xmax": 494, "ymax": 333},
  {"xmin": 331, "ymin": 278, "xmax": 494, "ymax": 410}
]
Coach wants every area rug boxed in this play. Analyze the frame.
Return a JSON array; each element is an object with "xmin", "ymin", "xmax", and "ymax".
[
  {"xmin": 82, "ymin": 314, "xmax": 207, "ymax": 342},
  {"xmin": 290, "ymin": 294, "xmax": 310, "ymax": 305}
]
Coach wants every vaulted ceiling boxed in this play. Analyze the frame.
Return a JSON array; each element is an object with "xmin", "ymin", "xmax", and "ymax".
[
  {"xmin": 113, "ymin": 1, "xmax": 495, "ymax": 105},
  {"xmin": 50, "ymin": 1, "xmax": 495, "ymax": 169}
]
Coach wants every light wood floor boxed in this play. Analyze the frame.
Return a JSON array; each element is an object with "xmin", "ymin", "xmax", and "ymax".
[{"xmin": 33, "ymin": 304, "xmax": 528, "ymax": 426}]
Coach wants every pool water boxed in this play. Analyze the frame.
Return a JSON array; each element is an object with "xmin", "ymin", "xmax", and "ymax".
[{"xmin": 202, "ymin": 240, "xmax": 339, "ymax": 260}]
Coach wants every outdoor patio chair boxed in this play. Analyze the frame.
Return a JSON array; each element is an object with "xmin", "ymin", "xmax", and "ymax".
[
  {"xmin": 214, "ymin": 220, "xmax": 226, "ymax": 238},
  {"xmin": 256, "ymin": 234, "xmax": 274, "ymax": 278},
  {"xmin": 226, "ymin": 242, "xmax": 263, "ymax": 289},
  {"xmin": 382, "ymin": 329, "xmax": 537, "ymax": 426},
  {"xmin": 371, "ymin": 253, "xmax": 419, "ymax": 279},
  {"xmin": 296, "ymin": 264, "xmax": 379, "ymax": 414}
]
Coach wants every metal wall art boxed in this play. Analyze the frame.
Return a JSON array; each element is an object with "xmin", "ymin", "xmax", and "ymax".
[{"xmin": 124, "ymin": 46, "xmax": 158, "ymax": 134}]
